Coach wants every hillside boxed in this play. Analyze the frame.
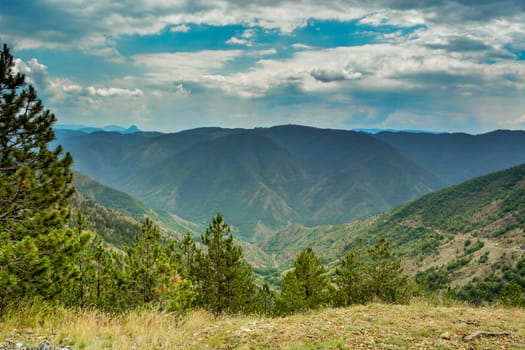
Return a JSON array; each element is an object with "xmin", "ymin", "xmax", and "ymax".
[
  {"xmin": 56, "ymin": 126, "xmax": 525, "ymax": 241},
  {"xmin": 1, "ymin": 302, "xmax": 523, "ymax": 349},
  {"xmin": 69, "ymin": 191, "xmax": 142, "ymax": 247},
  {"xmin": 262, "ymin": 164, "xmax": 525, "ymax": 287},
  {"xmin": 374, "ymin": 130, "xmax": 525, "ymax": 186},
  {"xmin": 73, "ymin": 171, "xmax": 203, "ymax": 239},
  {"xmin": 57, "ymin": 125, "xmax": 441, "ymax": 240},
  {"xmin": 71, "ymin": 172, "xmax": 274, "ymax": 268}
]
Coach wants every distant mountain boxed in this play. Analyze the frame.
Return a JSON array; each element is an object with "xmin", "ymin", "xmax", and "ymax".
[
  {"xmin": 58, "ymin": 125, "xmax": 440, "ymax": 240},
  {"xmin": 353, "ymin": 128, "xmax": 444, "ymax": 134},
  {"xmin": 263, "ymin": 164, "xmax": 525, "ymax": 286},
  {"xmin": 55, "ymin": 124, "xmax": 141, "ymax": 134},
  {"xmin": 374, "ymin": 130, "xmax": 525, "ymax": 186},
  {"xmin": 73, "ymin": 172, "xmax": 202, "ymax": 240}
]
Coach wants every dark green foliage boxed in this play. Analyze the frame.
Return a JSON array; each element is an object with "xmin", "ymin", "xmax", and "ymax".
[
  {"xmin": 63, "ymin": 212, "xmax": 94, "ymax": 308},
  {"xmin": 277, "ymin": 248, "xmax": 329, "ymax": 314},
  {"xmin": 194, "ymin": 213, "xmax": 256, "ymax": 315},
  {"xmin": 415, "ymin": 267, "xmax": 450, "ymax": 292},
  {"xmin": 124, "ymin": 217, "xmax": 194, "ymax": 312},
  {"xmin": 456, "ymin": 256, "xmax": 525, "ymax": 306},
  {"xmin": 69, "ymin": 192, "xmax": 141, "ymax": 247},
  {"xmin": 464, "ymin": 240, "xmax": 484, "ymax": 255},
  {"xmin": 335, "ymin": 239, "xmax": 410, "ymax": 305},
  {"xmin": 367, "ymin": 238, "xmax": 410, "ymax": 303},
  {"xmin": 446, "ymin": 257, "xmax": 472, "ymax": 272},
  {"xmin": 478, "ymin": 252, "xmax": 489, "ymax": 264},
  {"xmin": 334, "ymin": 243, "xmax": 370, "ymax": 305},
  {"xmin": 173, "ymin": 232, "xmax": 202, "ymax": 279},
  {"xmin": 126, "ymin": 218, "xmax": 166, "ymax": 305},
  {"xmin": 0, "ymin": 43, "xmax": 77, "ymax": 307},
  {"xmin": 255, "ymin": 282, "xmax": 275, "ymax": 316},
  {"xmin": 500, "ymin": 282, "xmax": 525, "ymax": 307}
]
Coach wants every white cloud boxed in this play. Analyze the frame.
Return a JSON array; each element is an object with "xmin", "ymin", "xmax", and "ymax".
[
  {"xmin": 170, "ymin": 24, "xmax": 190, "ymax": 33},
  {"xmin": 226, "ymin": 36, "xmax": 251, "ymax": 46},
  {"xmin": 87, "ymin": 86, "xmax": 143, "ymax": 97},
  {"xmin": 4, "ymin": 1, "xmax": 525, "ymax": 132},
  {"xmin": 310, "ymin": 68, "xmax": 363, "ymax": 83},
  {"xmin": 174, "ymin": 83, "xmax": 191, "ymax": 96},
  {"xmin": 292, "ymin": 43, "xmax": 314, "ymax": 50},
  {"xmin": 132, "ymin": 50, "xmax": 243, "ymax": 83},
  {"xmin": 226, "ymin": 28, "xmax": 256, "ymax": 46}
]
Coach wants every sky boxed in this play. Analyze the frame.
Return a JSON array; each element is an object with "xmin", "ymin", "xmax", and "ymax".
[{"xmin": 1, "ymin": 0, "xmax": 525, "ymax": 133}]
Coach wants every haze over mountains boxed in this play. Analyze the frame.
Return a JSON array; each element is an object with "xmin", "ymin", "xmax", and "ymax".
[
  {"xmin": 56, "ymin": 125, "xmax": 525, "ymax": 240},
  {"xmin": 263, "ymin": 164, "xmax": 525, "ymax": 280}
]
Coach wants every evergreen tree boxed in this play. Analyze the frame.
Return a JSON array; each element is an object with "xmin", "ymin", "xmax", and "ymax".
[
  {"xmin": 256, "ymin": 282, "xmax": 275, "ymax": 316},
  {"xmin": 124, "ymin": 217, "xmax": 194, "ymax": 312},
  {"xmin": 64, "ymin": 211, "xmax": 94, "ymax": 308},
  {"xmin": 176, "ymin": 232, "xmax": 202, "ymax": 279},
  {"xmin": 278, "ymin": 248, "xmax": 328, "ymax": 314},
  {"xmin": 0, "ymin": 43, "xmax": 76, "ymax": 307},
  {"xmin": 334, "ymin": 243, "xmax": 371, "ymax": 305},
  {"xmin": 195, "ymin": 213, "xmax": 256, "ymax": 315},
  {"xmin": 126, "ymin": 218, "xmax": 165, "ymax": 305},
  {"xmin": 278, "ymin": 271, "xmax": 307, "ymax": 314},
  {"xmin": 333, "ymin": 238, "xmax": 410, "ymax": 305},
  {"xmin": 367, "ymin": 238, "xmax": 410, "ymax": 303}
]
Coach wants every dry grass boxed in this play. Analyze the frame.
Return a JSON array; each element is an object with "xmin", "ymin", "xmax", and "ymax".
[{"xmin": 1, "ymin": 301, "xmax": 524, "ymax": 349}]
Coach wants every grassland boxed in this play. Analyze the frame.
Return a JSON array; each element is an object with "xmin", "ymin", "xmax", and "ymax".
[{"xmin": 1, "ymin": 301, "xmax": 523, "ymax": 349}]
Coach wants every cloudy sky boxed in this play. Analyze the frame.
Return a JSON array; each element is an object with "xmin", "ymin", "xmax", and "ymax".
[{"xmin": 1, "ymin": 0, "xmax": 525, "ymax": 133}]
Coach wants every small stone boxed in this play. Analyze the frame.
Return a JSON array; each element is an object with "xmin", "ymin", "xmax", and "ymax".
[
  {"xmin": 37, "ymin": 341, "xmax": 52, "ymax": 350},
  {"xmin": 440, "ymin": 332, "xmax": 451, "ymax": 340}
]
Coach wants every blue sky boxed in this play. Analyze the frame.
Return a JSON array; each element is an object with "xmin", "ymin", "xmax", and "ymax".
[{"xmin": 1, "ymin": 1, "xmax": 525, "ymax": 133}]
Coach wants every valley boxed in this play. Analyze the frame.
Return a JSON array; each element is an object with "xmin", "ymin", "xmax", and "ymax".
[{"xmin": 63, "ymin": 125, "xmax": 525, "ymax": 297}]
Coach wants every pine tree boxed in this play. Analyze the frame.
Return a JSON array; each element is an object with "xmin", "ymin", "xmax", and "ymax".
[
  {"xmin": 0, "ymin": 43, "xmax": 76, "ymax": 307},
  {"xmin": 64, "ymin": 211, "xmax": 94, "ymax": 308},
  {"xmin": 367, "ymin": 238, "xmax": 409, "ymax": 303},
  {"xmin": 195, "ymin": 213, "xmax": 256, "ymax": 315},
  {"xmin": 278, "ymin": 248, "xmax": 328, "ymax": 314},
  {"xmin": 176, "ymin": 232, "xmax": 202, "ymax": 279},
  {"xmin": 334, "ymin": 243, "xmax": 371, "ymax": 305},
  {"xmin": 126, "ymin": 217, "xmax": 166, "ymax": 305},
  {"xmin": 278, "ymin": 271, "xmax": 307, "ymax": 314},
  {"xmin": 333, "ymin": 238, "xmax": 410, "ymax": 305},
  {"xmin": 256, "ymin": 282, "xmax": 275, "ymax": 316},
  {"xmin": 124, "ymin": 217, "xmax": 194, "ymax": 312}
]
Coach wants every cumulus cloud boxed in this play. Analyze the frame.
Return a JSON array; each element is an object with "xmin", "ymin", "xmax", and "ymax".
[
  {"xmin": 170, "ymin": 24, "xmax": 190, "ymax": 33},
  {"xmin": 226, "ymin": 28, "xmax": 256, "ymax": 46},
  {"xmin": 14, "ymin": 58, "xmax": 48, "ymax": 87},
  {"xmin": 132, "ymin": 50, "xmax": 243, "ymax": 83},
  {"xmin": 3, "ymin": 1, "xmax": 525, "ymax": 131},
  {"xmin": 87, "ymin": 86, "xmax": 143, "ymax": 97},
  {"xmin": 310, "ymin": 68, "xmax": 363, "ymax": 83}
]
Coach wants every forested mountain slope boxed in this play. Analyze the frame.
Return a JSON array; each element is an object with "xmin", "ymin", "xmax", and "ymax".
[
  {"xmin": 262, "ymin": 164, "xmax": 525, "ymax": 290},
  {"xmin": 57, "ymin": 125, "xmax": 440, "ymax": 240}
]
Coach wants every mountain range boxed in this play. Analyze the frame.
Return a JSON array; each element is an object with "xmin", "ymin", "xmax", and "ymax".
[
  {"xmin": 68, "ymin": 151, "xmax": 525, "ymax": 291},
  {"xmin": 56, "ymin": 125, "xmax": 525, "ymax": 241},
  {"xmin": 262, "ymin": 164, "xmax": 525, "ymax": 282}
]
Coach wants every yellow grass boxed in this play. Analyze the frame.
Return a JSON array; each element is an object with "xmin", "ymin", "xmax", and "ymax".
[{"xmin": 1, "ymin": 301, "xmax": 524, "ymax": 349}]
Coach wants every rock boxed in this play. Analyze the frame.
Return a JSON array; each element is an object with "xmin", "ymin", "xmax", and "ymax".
[
  {"xmin": 440, "ymin": 332, "xmax": 451, "ymax": 340},
  {"xmin": 36, "ymin": 341, "xmax": 52, "ymax": 350}
]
